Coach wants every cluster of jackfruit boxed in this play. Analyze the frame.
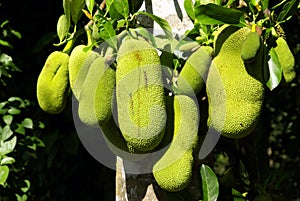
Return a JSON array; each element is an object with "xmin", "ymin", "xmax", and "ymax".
[{"xmin": 36, "ymin": 23, "xmax": 296, "ymax": 192}]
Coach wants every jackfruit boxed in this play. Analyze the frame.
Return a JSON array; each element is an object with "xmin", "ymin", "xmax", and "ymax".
[
  {"xmin": 153, "ymin": 95, "xmax": 199, "ymax": 192},
  {"xmin": 116, "ymin": 38, "xmax": 166, "ymax": 152},
  {"xmin": 206, "ymin": 25, "xmax": 264, "ymax": 138},
  {"xmin": 177, "ymin": 46, "xmax": 213, "ymax": 95},
  {"xmin": 68, "ymin": 45, "xmax": 91, "ymax": 99},
  {"xmin": 241, "ymin": 32, "xmax": 261, "ymax": 61},
  {"xmin": 73, "ymin": 50, "xmax": 99, "ymax": 99},
  {"xmin": 36, "ymin": 51, "xmax": 69, "ymax": 114},
  {"xmin": 274, "ymin": 37, "xmax": 296, "ymax": 83},
  {"xmin": 78, "ymin": 55, "xmax": 116, "ymax": 127}
]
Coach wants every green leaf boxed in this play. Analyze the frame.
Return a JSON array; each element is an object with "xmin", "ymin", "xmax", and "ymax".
[
  {"xmin": 232, "ymin": 188, "xmax": 245, "ymax": 201},
  {"xmin": 184, "ymin": 0, "xmax": 195, "ymax": 20},
  {"xmin": 8, "ymin": 97, "xmax": 26, "ymax": 108},
  {"xmin": 14, "ymin": 123, "xmax": 25, "ymax": 135},
  {"xmin": 57, "ymin": 14, "xmax": 70, "ymax": 42},
  {"xmin": 94, "ymin": 15, "xmax": 117, "ymax": 49},
  {"xmin": 0, "ymin": 39, "xmax": 12, "ymax": 48},
  {"xmin": 200, "ymin": 164, "xmax": 219, "ymax": 201},
  {"xmin": 277, "ymin": 0, "xmax": 300, "ymax": 23},
  {"xmin": 0, "ymin": 165, "xmax": 9, "ymax": 185},
  {"xmin": 3, "ymin": 115, "xmax": 13, "ymax": 125},
  {"xmin": 63, "ymin": 0, "xmax": 71, "ymax": 22},
  {"xmin": 70, "ymin": 0, "xmax": 85, "ymax": 25},
  {"xmin": 0, "ymin": 20, "xmax": 10, "ymax": 28},
  {"xmin": 106, "ymin": 0, "xmax": 123, "ymax": 20},
  {"xmin": 1, "ymin": 125, "xmax": 13, "ymax": 141},
  {"xmin": 116, "ymin": 19, "xmax": 127, "ymax": 30},
  {"xmin": 266, "ymin": 47, "xmax": 282, "ymax": 90},
  {"xmin": 113, "ymin": 0, "xmax": 129, "ymax": 19},
  {"xmin": 136, "ymin": 11, "xmax": 173, "ymax": 40},
  {"xmin": 8, "ymin": 107, "xmax": 21, "ymax": 115},
  {"xmin": 21, "ymin": 118, "xmax": 33, "ymax": 129},
  {"xmin": 130, "ymin": 27, "xmax": 157, "ymax": 47},
  {"xmin": 16, "ymin": 194, "xmax": 28, "ymax": 201},
  {"xmin": 194, "ymin": 3, "xmax": 246, "ymax": 26},
  {"xmin": 85, "ymin": 0, "xmax": 95, "ymax": 15},
  {"xmin": 10, "ymin": 29, "xmax": 22, "ymax": 39},
  {"xmin": 1, "ymin": 136, "xmax": 17, "ymax": 154},
  {"xmin": 1, "ymin": 157, "xmax": 15, "ymax": 165},
  {"xmin": 21, "ymin": 180, "xmax": 30, "ymax": 193},
  {"xmin": 200, "ymin": 0, "xmax": 217, "ymax": 4}
]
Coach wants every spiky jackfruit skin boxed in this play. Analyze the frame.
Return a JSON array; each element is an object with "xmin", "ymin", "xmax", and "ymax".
[
  {"xmin": 37, "ymin": 51, "xmax": 69, "ymax": 114},
  {"xmin": 68, "ymin": 45, "xmax": 90, "ymax": 99},
  {"xmin": 274, "ymin": 37, "xmax": 296, "ymax": 83},
  {"xmin": 241, "ymin": 32, "xmax": 261, "ymax": 61},
  {"xmin": 153, "ymin": 95, "xmax": 199, "ymax": 192},
  {"xmin": 206, "ymin": 25, "xmax": 264, "ymax": 138},
  {"xmin": 116, "ymin": 39, "xmax": 166, "ymax": 152},
  {"xmin": 78, "ymin": 56, "xmax": 116, "ymax": 127},
  {"xmin": 177, "ymin": 46, "xmax": 213, "ymax": 95},
  {"xmin": 73, "ymin": 50, "xmax": 99, "ymax": 100}
]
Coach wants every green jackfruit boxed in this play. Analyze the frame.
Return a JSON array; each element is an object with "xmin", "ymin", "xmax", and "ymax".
[
  {"xmin": 78, "ymin": 55, "xmax": 116, "ymax": 127},
  {"xmin": 153, "ymin": 95, "xmax": 199, "ymax": 192},
  {"xmin": 241, "ymin": 32, "xmax": 261, "ymax": 61},
  {"xmin": 36, "ymin": 51, "xmax": 69, "ymax": 114},
  {"xmin": 177, "ymin": 46, "xmax": 213, "ymax": 95},
  {"xmin": 116, "ymin": 38, "xmax": 166, "ymax": 152},
  {"xmin": 68, "ymin": 45, "xmax": 91, "ymax": 99},
  {"xmin": 274, "ymin": 37, "xmax": 296, "ymax": 83},
  {"xmin": 206, "ymin": 25, "xmax": 264, "ymax": 138},
  {"xmin": 73, "ymin": 50, "xmax": 99, "ymax": 100}
]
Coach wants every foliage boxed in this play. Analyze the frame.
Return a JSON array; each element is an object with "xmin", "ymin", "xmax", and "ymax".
[
  {"xmin": 0, "ymin": 0, "xmax": 299, "ymax": 200},
  {"xmin": 0, "ymin": 21, "xmax": 45, "ymax": 201}
]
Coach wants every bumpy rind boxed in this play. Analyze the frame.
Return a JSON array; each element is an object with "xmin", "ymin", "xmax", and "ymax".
[
  {"xmin": 68, "ymin": 45, "xmax": 90, "ymax": 99},
  {"xmin": 274, "ymin": 37, "xmax": 296, "ymax": 83},
  {"xmin": 241, "ymin": 32, "xmax": 261, "ymax": 61},
  {"xmin": 206, "ymin": 25, "xmax": 264, "ymax": 138},
  {"xmin": 116, "ymin": 39, "xmax": 166, "ymax": 152},
  {"xmin": 78, "ymin": 56, "xmax": 116, "ymax": 127},
  {"xmin": 177, "ymin": 46, "xmax": 213, "ymax": 95},
  {"xmin": 36, "ymin": 51, "xmax": 69, "ymax": 114},
  {"xmin": 153, "ymin": 95, "xmax": 199, "ymax": 192},
  {"xmin": 73, "ymin": 50, "xmax": 99, "ymax": 100}
]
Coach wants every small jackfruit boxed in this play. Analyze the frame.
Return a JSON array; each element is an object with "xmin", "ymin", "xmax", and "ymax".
[
  {"xmin": 153, "ymin": 95, "xmax": 199, "ymax": 192},
  {"xmin": 78, "ymin": 55, "xmax": 116, "ymax": 127},
  {"xmin": 36, "ymin": 51, "xmax": 69, "ymax": 114},
  {"xmin": 274, "ymin": 37, "xmax": 296, "ymax": 83},
  {"xmin": 68, "ymin": 45, "xmax": 91, "ymax": 99},
  {"xmin": 241, "ymin": 32, "xmax": 261, "ymax": 61},
  {"xmin": 206, "ymin": 25, "xmax": 264, "ymax": 138},
  {"xmin": 177, "ymin": 46, "xmax": 213, "ymax": 95},
  {"xmin": 116, "ymin": 38, "xmax": 166, "ymax": 152},
  {"xmin": 73, "ymin": 50, "xmax": 99, "ymax": 100}
]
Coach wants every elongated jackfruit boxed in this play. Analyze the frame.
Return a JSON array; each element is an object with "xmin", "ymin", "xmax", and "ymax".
[
  {"xmin": 73, "ymin": 50, "xmax": 99, "ymax": 100},
  {"xmin": 274, "ymin": 37, "xmax": 296, "ymax": 83},
  {"xmin": 116, "ymin": 39, "xmax": 166, "ymax": 152},
  {"xmin": 78, "ymin": 55, "xmax": 116, "ymax": 127},
  {"xmin": 206, "ymin": 25, "xmax": 264, "ymax": 138},
  {"xmin": 68, "ymin": 45, "xmax": 91, "ymax": 99},
  {"xmin": 153, "ymin": 95, "xmax": 199, "ymax": 192},
  {"xmin": 36, "ymin": 51, "xmax": 69, "ymax": 114},
  {"xmin": 177, "ymin": 46, "xmax": 213, "ymax": 95}
]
